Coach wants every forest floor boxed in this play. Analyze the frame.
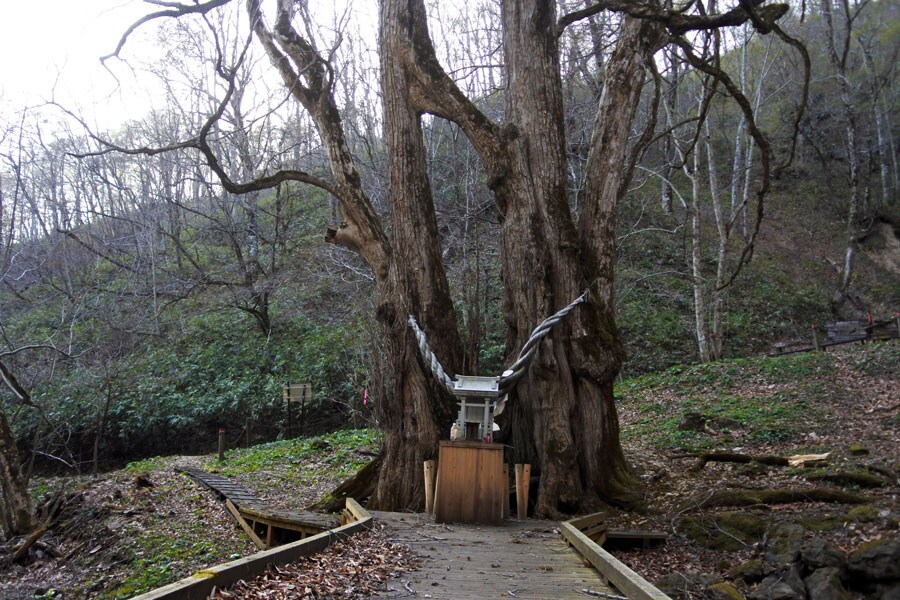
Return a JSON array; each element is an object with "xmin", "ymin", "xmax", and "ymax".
[{"xmin": 1, "ymin": 341, "xmax": 897, "ymax": 599}]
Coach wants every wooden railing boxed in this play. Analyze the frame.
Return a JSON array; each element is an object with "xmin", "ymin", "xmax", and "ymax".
[
  {"xmin": 561, "ymin": 512, "xmax": 672, "ymax": 600},
  {"xmin": 132, "ymin": 499, "xmax": 372, "ymax": 600}
]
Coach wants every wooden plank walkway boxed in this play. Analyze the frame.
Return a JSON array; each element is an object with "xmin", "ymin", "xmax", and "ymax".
[
  {"xmin": 180, "ymin": 466, "xmax": 263, "ymax": 508},
  {"xmin": 371, "ymin": 511, "xmax": 622, "ymax": 600},
  {"xmin": 179, "ymin": 467, "xmax": 337, "ymax": 546}
]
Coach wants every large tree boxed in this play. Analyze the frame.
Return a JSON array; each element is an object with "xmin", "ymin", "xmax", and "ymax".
[
  {"xmin": 0, "ymin": 358, "xmax": 35, "ymax": 537},
  {"xmin": 98, "ymin": 0, "xmax": 790, "ymax": 515}
]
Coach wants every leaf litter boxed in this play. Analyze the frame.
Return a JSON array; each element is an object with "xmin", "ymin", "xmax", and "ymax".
[{"xmin": 211, "ymin": 524, "xmax": 417, "ymax": 600}]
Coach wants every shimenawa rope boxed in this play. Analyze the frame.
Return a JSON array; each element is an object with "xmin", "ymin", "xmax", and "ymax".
[{"xmin": 407, "ymin": 291, "xmax": 588, "ymax": 410}]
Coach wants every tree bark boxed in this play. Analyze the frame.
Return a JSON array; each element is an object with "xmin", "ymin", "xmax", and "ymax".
[
  {"xmin": 0, "ymin": 406, "xmax": 34, "ymax": 537},
  {"xmin": 490, "ymin": 8, "xmax": 663, "ymax": 514},
  {"xmin": 690, "ymin": 131, "xmax": 711, "ymax": 362},
  {"xmin": 707, "ymin": 117, "xmax": 728, "ymax": 361},
  {"xmin": 661, "ymin": 46, "xmax": 680, "ymax": 214},
  {"xmin": 246, "ymin": 0, "xmax": 466, "ymax": 510},
  {"xmin": 371, "ymin": 0, "xmax": 465, "ymax": 509}
]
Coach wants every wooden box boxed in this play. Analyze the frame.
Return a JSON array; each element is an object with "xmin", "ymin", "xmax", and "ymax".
[{"xmin": 433, "ymin": 441, "xmax": 505, "ymax": 524}]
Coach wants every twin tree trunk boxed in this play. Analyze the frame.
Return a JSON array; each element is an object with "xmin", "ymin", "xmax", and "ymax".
[
  {"xmin": 367, "ymin": 1, "xmax": 663, "ymax": 515},
  {"xmin": 249, "ymin": 0, "xmax": 663, "ymax": 514}
]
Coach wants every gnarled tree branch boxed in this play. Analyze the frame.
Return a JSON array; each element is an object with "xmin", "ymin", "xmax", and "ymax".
[
  {"xmin": 558, "ymin": 0, "xmax": 788, "ymax": 36},
  {"xmin": 101, "ymin": 0, "xmax": 233, "ymax": 62}
]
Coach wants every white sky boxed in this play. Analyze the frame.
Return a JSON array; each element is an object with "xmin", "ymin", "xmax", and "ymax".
[
  {"xmin": 0, "ymin": 0, "xmax": 170, "ymax": 129},
  {"xmin": 0, "ymin": 0, "xmax": 382, "ymax": 133}
]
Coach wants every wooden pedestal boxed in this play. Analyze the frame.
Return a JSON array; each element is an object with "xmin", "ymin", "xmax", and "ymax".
[{"xmin": 433, "ymin": 441, "xmax": 505, "ymax": 524}]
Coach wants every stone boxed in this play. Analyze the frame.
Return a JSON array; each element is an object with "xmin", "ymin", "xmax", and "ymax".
[
  {"xmin": 655, "ymin": 572, "xmax": 722, "ymax": 599},
  {"xmin": 848, "ymin": 538, "xmax": 900, "ymax": 581},
  {"xmin": 805, "ymin": 567, "xmax": 850, "ymax": 600},
  {"xmin": 799, "ymin": 538, "xmax": 847, "ymax": 571},
  {"xmin": 728, "ymin": 559, "xmax": 765, "ymax": 583},
  {"xmin": 708, "ymin": 581, "xmax": 746, "ymax": 600},
  {"xmin": 764, "ymin": 523, "xmax": 806, "ymax": 566},
  {"xmin": 872, "ymin": 581, "xmax": 900, "ymax": 600},
  {"xmin": 785, "ymin": 564, "xmax": 808, "ymax": 597},
  {"xmin": 748, "ymin": 576, "xmax": 803, "ymax": 600}
]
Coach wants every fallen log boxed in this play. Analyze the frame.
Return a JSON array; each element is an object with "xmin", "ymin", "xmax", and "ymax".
[
  {"xmin": 804, "ymin": 471, "xmax": 887, "ymax": 488},
  {"xmin": 673, "ymin": 451, "xmax": 830, "ymax": 471},
  {"xmin": 672, "ymin": 451, "xmax": 789, "ymax": 472}
]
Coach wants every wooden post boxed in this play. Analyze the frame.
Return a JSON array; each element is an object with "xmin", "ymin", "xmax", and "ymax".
[
  {"xmin": 812, "ymin": 325, "xmax": 823, "ymax": 351},
  {"xmin": 284, "ymin": 384, "xmax": 293, "ymax": 439},
  {"xmin": 246, "ymin": 417, "xmax": 252, "ymax": 448},
  {"xmin": 515, "ymin": 463, "xmax": 531, "ymax": 520},
  {"xmin": 423, "ymin": 460, "xmax": 436, "ymax": 514},
  {"xmin": 299, "ymin": 392, "xmax": 305, "ymax": 437},
  {"xmin": 218, "ymin": 428, "xmax": 225, "ymax": 462},
  {"xmin": 433, "ymin": 470, "xmax": 440, "ymax": 515},
  {"xmin": 224, "ymin": 500, "xmax": 266, "ymax": 550},
  {"xmin": 502, "ymin": 463, "xmax": 510, "ymax": 519}
]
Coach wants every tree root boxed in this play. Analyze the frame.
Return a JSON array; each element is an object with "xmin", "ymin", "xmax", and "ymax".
[
  {"xmin": 679, "ymin": 487, "xmax": 868, "ymax": 511},
  {"xmin": 312, "ymin": 454, "xmax": 382, "ymax": 513},
  {"xmin": 673, "ymin": 451, "xmax": 790, "ymax": 472},
  {"xmin": 804, "ymin": 471, "xmax": 888, "ymax": 488},
  {"xmin": 12, "ymin": 524, "xmax": 48, "ymax": 562}
]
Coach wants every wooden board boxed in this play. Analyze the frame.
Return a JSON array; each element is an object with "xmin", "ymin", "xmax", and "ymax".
[
  {"xmin": 224, "ymin": 500, "xmax": 267, "ymax": 550},
  {"xmin": 371, "ymin": 511, "xmax": 619, "ymax": 600},
  {"xmin": 433, "ymin": 441, "xmax": 505, "ymax": 524},
  {"xmin": 562, "ymin": 521, "xmax": 671, "ymax": 600},
  {"xmin": 238, "ymin": 502, "xmax": 337, "ymax": 532},
  {"xmin": 179, "ymin": 467, "xmax": 262, "ymax": 507},
  {"xmin": 132, "ymin": 501, "xmax": 373, "ymax": 600},
  {"xmin": 179, "ymin": 466, "xmax": 336, "ymax": 548}
]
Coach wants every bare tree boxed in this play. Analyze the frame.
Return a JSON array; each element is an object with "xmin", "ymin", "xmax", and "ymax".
[{"xmin": 819, "ymin": 0, "xmax": 867, "ymax": 313}]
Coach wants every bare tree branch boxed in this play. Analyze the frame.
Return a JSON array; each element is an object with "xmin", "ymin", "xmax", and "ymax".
[
  {"xmin": 558, "ymin": 0, "xmax": 788, "ymax": 37},
  {"xmin": 101, "ymin": 0, "xmax": 234, "ymax": 63},
  {"xmin": 673, "ymin": 36, "xmax": 771, "ymax": 291},
  {"xmin": 770, "ymin": 23, "xmax": 811, "ymax": 174}
]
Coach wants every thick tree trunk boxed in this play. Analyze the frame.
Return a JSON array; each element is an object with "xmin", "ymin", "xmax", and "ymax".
[
  {"xmin": 576, "ymin": 16, "xmax": 666, "ymax": 508},
  {"xmin": 370, "ymin": 0, "xmax": 465, "ymax": 510},
  {"xmin": 493, "ymin": 6, "xmax": 659, "ymax": 515},
  {"xmin": 251, "ymin": 0, "xmax": 463, "ymax": 510},
  {"xmin": 0, "ymin": 407, "xmax": 34, "ymax": 537}
]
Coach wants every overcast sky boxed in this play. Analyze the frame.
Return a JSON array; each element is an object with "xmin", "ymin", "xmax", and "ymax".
[
  {"xmin": 0, "ymin": 1, "xmax": 181, "ymax": 129},
  {"xmin": 0, "ymin": 0, "xmax": 382, "ymax": 132}
]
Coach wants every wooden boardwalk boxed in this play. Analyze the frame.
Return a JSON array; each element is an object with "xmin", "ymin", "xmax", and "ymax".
[
  {"xmin": 179, "ymin": 466, "xmax": 263, "ymax": 507},
  {"xmin": 371, "ymin": 511, "xmax": 622, "ymax": 600},
  {"xmin": 179, "ymin": 467, "xmax": 336, "ymax": 547}
]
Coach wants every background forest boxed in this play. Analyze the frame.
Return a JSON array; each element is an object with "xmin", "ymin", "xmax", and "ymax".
[{"xmin": 1, "ymin": 0, "xmax": 898, "ymax": 491}]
